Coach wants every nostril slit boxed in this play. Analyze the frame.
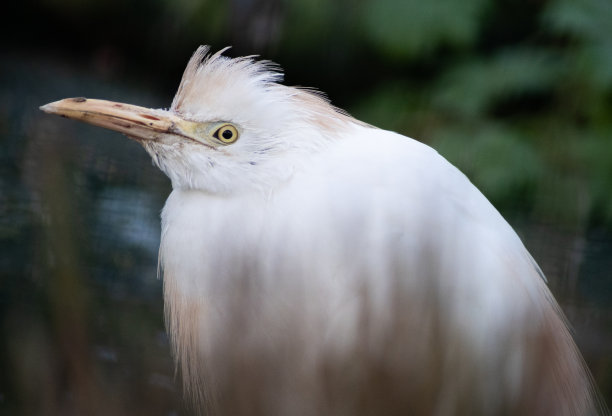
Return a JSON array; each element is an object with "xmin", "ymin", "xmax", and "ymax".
[{"xmin": 142, "ymin": 114, "xmax": 160, "ymax": 121}]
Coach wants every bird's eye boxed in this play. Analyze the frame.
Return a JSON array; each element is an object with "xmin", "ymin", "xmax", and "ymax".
[{"xmin": 213, "ymin": 124, "xmax": 239, "ymax": 144}]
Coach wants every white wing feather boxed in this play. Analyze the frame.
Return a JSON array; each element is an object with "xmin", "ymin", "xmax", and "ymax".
[{"xmin": 160, "ymin": 124, "xmax": 603, "ymax": 415}]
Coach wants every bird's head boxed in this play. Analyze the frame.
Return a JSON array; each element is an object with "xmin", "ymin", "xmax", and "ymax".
[{"xmin": 41, "ymin": 46, "xmax": 359, "ymax": 194}]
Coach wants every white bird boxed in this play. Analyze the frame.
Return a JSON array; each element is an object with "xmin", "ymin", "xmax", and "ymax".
[{"xmin": 41, "ymin": 46, "xmax": 606, "ymax": 416}]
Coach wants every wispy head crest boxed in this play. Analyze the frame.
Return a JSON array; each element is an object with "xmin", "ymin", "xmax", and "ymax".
[
  {"xmin": 170, "ymin": 45, "xmax": 284, "ymax": 114},
  {"xmin": 168, "ymin": 45, "xmax": 364, "ymax": 143}
]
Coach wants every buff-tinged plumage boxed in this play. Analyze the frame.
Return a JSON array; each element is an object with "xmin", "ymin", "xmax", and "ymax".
[{"xmin": 42, "ymin": 46, "xmax": 607, "ymax": 416}]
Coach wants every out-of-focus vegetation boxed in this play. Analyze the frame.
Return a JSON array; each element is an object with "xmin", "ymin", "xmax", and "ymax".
[
  {"xmin": 349, "ymin": 0, "xmax": 606, "ymax": 230},
  {"xmin": 1, "ymin": 0, "xmax": 611, "ymax": 415},
  {"xmin": 353, "ymin": 0, "xmax": 612, "ymax": 230},
  {"xmin": 9, "ymin": 0, "xmax": 612, "ymax": 227}
]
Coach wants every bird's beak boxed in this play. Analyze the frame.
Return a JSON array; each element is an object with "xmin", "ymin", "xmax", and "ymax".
[{"xmin": 40, "ymin": 97, "xmax": 201, "ymax": 143}]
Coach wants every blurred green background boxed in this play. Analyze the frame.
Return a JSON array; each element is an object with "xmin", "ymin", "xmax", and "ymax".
[{"xmin": 1, "ymin": 0, "xmax": 611, "ymax": 414}]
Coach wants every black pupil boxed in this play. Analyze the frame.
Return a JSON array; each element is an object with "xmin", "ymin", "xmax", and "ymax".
[{"xmin": 222, "ymin": 129, "xmax": 233, "ymax": 140}]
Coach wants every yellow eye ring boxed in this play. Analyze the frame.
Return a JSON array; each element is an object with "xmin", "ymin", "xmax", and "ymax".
[{"xmin": 213, "ymin": 124, "xmax": 239, "ymax": 144}]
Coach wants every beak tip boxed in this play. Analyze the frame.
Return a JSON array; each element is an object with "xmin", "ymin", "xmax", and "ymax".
[
  {"xmin": 39, "ymin": 103, "xmax": 53, "ymax": 113},
  {"xmin": 40, "ymin": 97, "xmax": 90, "ymax": 114},
  {"xmin": 40, "ymin": 100, "xmax": 64, "ymax": 115}
]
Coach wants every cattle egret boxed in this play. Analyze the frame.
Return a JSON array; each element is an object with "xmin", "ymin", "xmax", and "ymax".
[{"xmin": 41, "ymin": 46, "xmax": 606, "ymax": 415}]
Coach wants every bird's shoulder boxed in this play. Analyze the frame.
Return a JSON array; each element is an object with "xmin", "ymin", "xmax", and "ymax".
[{"xmin": 295, "ymin": 126, "xmax": 484, "ymax": 218}]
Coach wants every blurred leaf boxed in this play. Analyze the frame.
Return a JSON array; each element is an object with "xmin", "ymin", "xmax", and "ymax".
[
  {"xmin": 360, "ymin": 0, "xmax": 491, "ymax": 59},
  {"xmin": 349, "ymin": 82, "xmax": 445, "ymax": 144},
  {"xmin": 544, "ymin": 0, "xmax": 612, "ymax": 89},
  {"xmin": 162, "ymin": 0, "xmax": 228, "ymax": 43},
  {"xmin": 432, "ymin": 125, "xmax": 543, "ymax": 208},
  {"xmin": 433, "ymin": 48, "xmax": 564, "ymax": 117},
  {"xmin": 349, "ymin": 83, "xmax": 415, "ymax": 131},
  {"xmin": 282, "ymin": 0, "xmax": 337, "ymax": 50},
  {"xmin": 545, "ymin": 0, "xmax": 612, "ymax": 43},
  {"xmin": 575, "ymin": 131, "xmax": 612, "ymax": 225}
]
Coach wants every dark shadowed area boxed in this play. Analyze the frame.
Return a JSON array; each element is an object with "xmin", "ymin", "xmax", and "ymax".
[{"xmin": 1, "ymin": 0, "xmax": 611, "ymax": 414}]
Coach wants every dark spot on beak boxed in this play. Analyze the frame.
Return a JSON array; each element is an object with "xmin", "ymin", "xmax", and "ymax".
[
  {"xmin": 142, "ymin": 114, "xmax": 161, "ymax": 121},
  {"xmin": 113, "ymin": 104, "xmax": 123, "ymax": 108},
  {"xmin": 72, "ymin": 97, "xmax": 87, "ymax": 103}
]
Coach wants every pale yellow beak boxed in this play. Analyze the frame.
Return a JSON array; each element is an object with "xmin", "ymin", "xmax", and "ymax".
[{"xmin": 40, "ymin": 97, "xmax": 202, "ymax": 143}]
